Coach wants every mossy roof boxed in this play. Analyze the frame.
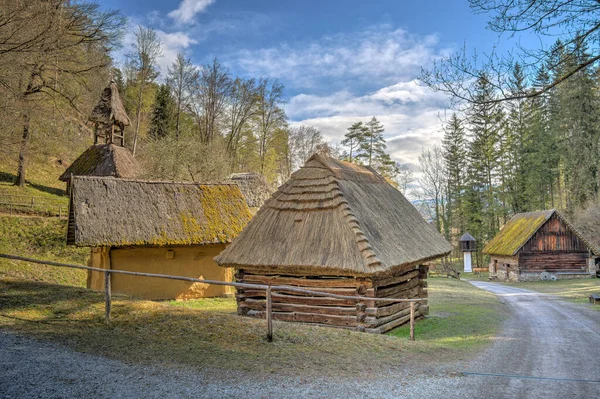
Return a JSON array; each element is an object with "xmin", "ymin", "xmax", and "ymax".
[
  {"xmin": 59, "ymin": 144, "xmax": 140, "ymax": 182},
  {"xmin": 483, "ymin": 209, "xmax": 599, "ymax": 256},
  {"xmin": 67, "ymin": 176, "xmax": 252, "ymax": 247}
]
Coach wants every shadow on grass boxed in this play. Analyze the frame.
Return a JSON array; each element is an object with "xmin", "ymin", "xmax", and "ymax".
[
  {"xmin": 0, "ymin": 171, "xmax": 66, "ymax": 197},
  {"xmin": 0, "ymin": 171, "xmax": 15, "ymax": 184},
  {"xmin": 28, "ymin": 182, "xmax": 66, "ymax": 197}
]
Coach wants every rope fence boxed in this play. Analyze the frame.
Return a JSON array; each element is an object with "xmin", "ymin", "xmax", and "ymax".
[{"xmin": 0, "ymin": 253, "xmax": 426, "ymax": 341}]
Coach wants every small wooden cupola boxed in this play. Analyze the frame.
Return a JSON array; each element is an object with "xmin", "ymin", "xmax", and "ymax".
[
  {"xmin": 88, "ymin": 80, "xmax": 130, "ymax": 146},
  {"xmin": 459, "ymin": 232, "xmax": 476, "ymax": 252}
]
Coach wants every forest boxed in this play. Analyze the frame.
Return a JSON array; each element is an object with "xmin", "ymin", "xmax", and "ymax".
[
  {"xmin": 0, "ymin": 1, "xmax": 402, "ymax": 192},
  {"xmin": 2, "ymin": 0, "xmax": 600, "ymax": 265}
]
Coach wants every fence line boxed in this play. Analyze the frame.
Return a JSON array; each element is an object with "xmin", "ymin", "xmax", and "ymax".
[
  {"xmin": 0, "ymin": 194, "xmax": 66, "ymax": 218},
  {"xmin": 0, "ymin": 253, "xmax": 425, "ymax": 341}
]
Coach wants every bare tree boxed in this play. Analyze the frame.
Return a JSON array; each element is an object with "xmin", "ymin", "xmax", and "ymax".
[
  {"xmin": 255, "ymin": 78, "xmax": 286, "ymax": 173},
  {"xmin": 417, "ymin": 145, "xmax": 447, "ymax": 233},
  {"xmin": 396, "ymin": 164, "xmax": 414, "ymax": 195},
  {"xmin": 421, "ymin": 0, "xmax": 600, "ymax": 104},
  {"xmin": 193, "ymin": 58, "xmax": 231, "ymax": 143},
  {"xmin": 129, "ymin": 26, "xmax": 161, "ymax": 156},
  {"xmin": 288, "ymin": 125, "xmax": 324, "ymax": 169},
  {"xmin": 226, "ymin": 77, "xmax": 258, "ymax": 156},
  {"xmin": 166, "ymin": 53, "xmax": 197, "ymax": 140},
  {"xmin": 0, "ymin": 0, "xmax": 124, "ymax": 186}
]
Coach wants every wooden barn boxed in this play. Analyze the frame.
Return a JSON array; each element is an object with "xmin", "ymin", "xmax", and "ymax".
[
  {"xmin": 67, "ymin": 176, "xmax": 252, "ymax": 300},
  {"xmin": 215, "ymin": 154, "xmax": 452, "ymax": 333},
  {"xmin": 483, "ymin": 210, "xmax": 599, "ymax": 281},
  {"xmin": 59, "ymin": 80, "xmax": 139, "ymax": 193}
]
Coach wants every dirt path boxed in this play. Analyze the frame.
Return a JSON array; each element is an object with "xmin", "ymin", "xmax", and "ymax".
[
  {"xmin": 457, "ymin": 281, "xmax": 600, "ymax": 398},
  {"xmin": 1, "ymin": 282, "xmax": 599, "ymax": 398}
]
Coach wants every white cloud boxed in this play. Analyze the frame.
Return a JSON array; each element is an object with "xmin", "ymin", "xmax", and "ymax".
[
  {"xmin": 233, "ymin": 25, "xmax": 441, "ymax": 90},
  {"xmin": 156, "ymin": 30, "xmax": 198, "ymax": 73},
  {"xmin": 111, "ymin": 25, "xmax": 198, "ymax": 77},
  {"xmin": 168, "ymin": 0, "xmax": 215, "ymax": 25},
  {"xmin": 286, "ymin": 81, "xmax": 449, "ymax": 169}
]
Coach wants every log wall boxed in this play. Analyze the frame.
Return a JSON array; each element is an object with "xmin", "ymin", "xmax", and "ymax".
[{"xmin": 234, "ymin": 265, "xmax": 428, "ymax": 334}]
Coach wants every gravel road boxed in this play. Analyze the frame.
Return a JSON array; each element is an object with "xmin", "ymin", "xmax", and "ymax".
[{"xmin": 1, "ymin": 281, "xmax": 599, "ymax": 398}]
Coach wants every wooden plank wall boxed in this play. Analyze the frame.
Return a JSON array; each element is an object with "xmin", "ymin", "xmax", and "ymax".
[
  {"xmin": 521, "ymin": 214, "xmax": 588, "ymax": 253},
  {"xmin": 234, "ymin": 265, "xmax": 428, "ymax": 334}
]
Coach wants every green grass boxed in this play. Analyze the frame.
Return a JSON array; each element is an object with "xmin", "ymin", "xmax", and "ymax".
[
  {"xmin": 0, "ymin": 156, "xmax": 69, "ymax": 217},
  {"xmin": 502, "ymin": 279, "xmax": 600, "ymax": 306},
  {"xmin": 166, "ymin": 297, "xmax": 237, "ymax": 312},
  {"xmin": 0, "ymin": 276, "xmax": 508, "ymax": 377},
  {"xmin": 389, "ymin": 278, "xmax": 509, "ymax": 350},
  {"xmin": 0, "ymin": 215, "xmax": 88, "ymax": 287}
]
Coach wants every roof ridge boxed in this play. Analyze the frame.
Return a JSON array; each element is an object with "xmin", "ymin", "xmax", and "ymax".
[
  {"xmin": 71, "ymin": 175, "xmax": 238, "ymax": 186},
  {"xmin": 338, "ymin": 191, "xmax": 383, "ymax": 270}
]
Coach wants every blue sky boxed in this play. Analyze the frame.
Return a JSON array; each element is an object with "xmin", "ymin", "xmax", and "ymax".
[{"xmin": 103, "ymin": 0, "xmax": 529, "ymax": 171}]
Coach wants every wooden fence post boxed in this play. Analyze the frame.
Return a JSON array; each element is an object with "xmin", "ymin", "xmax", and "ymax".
[
  {"xmin": 104, "ymin": 271, "xmax": 111, "ymax": 324},
  {"xmin": 410, "ymin": 301, "xmax": 415, "ymax": 341},
  {"xmin": 266, "ymin": 286, "xmax": 273, "ymax": 342}
]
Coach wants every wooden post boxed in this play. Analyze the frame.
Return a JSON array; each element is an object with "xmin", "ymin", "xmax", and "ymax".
[
  {"xmin": 104, "ymin": 271, "xmax": 111, "ymax": 324},
  {"xmin": 409, "ymin": 301, "xmax": 415, "ymax": 341},
  {"xmin": 266, "ymin": 286, "xmax": 273, "ymax": 342}
]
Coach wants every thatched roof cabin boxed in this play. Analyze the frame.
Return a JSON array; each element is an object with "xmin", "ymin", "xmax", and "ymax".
[
  {"xmin": 483, "ymin": 210, "xmax": 598, "ymax": 281},
  {"xmin": 215, "ymin": 154, "xmax": 451, "ymax": 333},
  {"xmin": 217, "ymin": 154, "xmax": 451, "ymax": 276},
  {"xmin": 68, "ymin": 176, "xmax": 252, "ymax": 299},
  {"xmin": 59, "ymin": 144, "xmax": 139, "ymax": 183},
  {"xmin": 226, "ymin": 172, "xmax": 273, "ymax": 213}
]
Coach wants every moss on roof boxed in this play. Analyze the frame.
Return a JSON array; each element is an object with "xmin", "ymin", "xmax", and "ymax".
[
  {"xmin": 483, "ymin": 210, "xmax": 554, "ymax": 256},
  {"xmin": 68, "ymin": 177, "xmax": 252, "ymax": 247}
]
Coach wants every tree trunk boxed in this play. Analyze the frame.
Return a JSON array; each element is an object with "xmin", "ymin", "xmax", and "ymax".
[
  {"xmin": 15, "ymin": 112, "xmax": 31, "ymax": 187},
  {"xmin": 132, "ymin": 83, "xmax": 144, "ymax": 157}
]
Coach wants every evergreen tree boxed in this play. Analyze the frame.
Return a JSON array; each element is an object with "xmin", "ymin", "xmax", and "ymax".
[
  {"xmin": 442, "ymin": 113, "xmax": 466, "ymax": 238},
  {"xmin": 149, "ymin": 84, "xmax": 175, "ymax": 139},
  {"xmin": 359, "ymin": 117, "xmax": 387, "ymax": 166},
  {"xmin": 341, "ymin": 122, "xmax": 367, "ymax": 162},
  {"xmin": 465, "ymin": 73, "xmax": 504, "ymax": 241}
]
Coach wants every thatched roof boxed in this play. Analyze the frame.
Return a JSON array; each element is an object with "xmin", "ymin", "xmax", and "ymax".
[
  {"xmin": 483, "ymin": 209, "xmax": 598, "ymax": 256},
  {"xmin": 215, "ymin": 154, "xmax": 452, "ymax": 277},
  {"xmin": 89, "ymin": 81, "xmax": 130, "ymax": 126},
  {"xmin": 227, "ymin": 172, "xmax": 273, "ymax": 208},
  {"xmin": 67, "ymin": 176, "xmax": 252, "ymax": 247},
  {"xmin": 59, "ymin": 144, "xmax": 140, "ymax": 182}
]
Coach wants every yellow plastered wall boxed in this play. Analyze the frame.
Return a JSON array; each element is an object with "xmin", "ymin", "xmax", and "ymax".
[{"xmin": 87, "ymin": 245, "xmax": 234, "ymax": 300}]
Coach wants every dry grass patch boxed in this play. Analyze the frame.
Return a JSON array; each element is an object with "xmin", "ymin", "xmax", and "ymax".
[{"xmin": 0, "ymin": 277, "xmax": 507, "ymax": 378}]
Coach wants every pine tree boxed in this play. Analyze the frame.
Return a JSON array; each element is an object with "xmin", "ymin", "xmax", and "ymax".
[
  {"xmin": 442, "ymin": 113, "xmax": 466, "ymax": 238},
  {"xmin": 465, "ymin": 73, "xmax": 504, "ymax": 241},
  {"xmin": 359, "ymin": 117, "xmax": 386, "ymax": 166},
  {"xmin": 341, "ymin": 122, "xmax": 366, "ymax": 162},
  {"xmin": 149, "ymin": 84, "xmax": 175, "ymax": 139}
]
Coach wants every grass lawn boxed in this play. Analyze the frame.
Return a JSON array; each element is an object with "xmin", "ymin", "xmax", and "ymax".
[
  {"xmin": 0, "ymin": 276, "xmax": 508, "ymax": 377},
  {"xmin": 502, "ymin": 278, "xmax": 600, "ymax": 306},
  {"xmin": 388, "ymin": 278, "xmax": 509, "ymax": 350},
  {"xmin": 0, "ymin": 216, "xmax": 88, "ymax": 287}
]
